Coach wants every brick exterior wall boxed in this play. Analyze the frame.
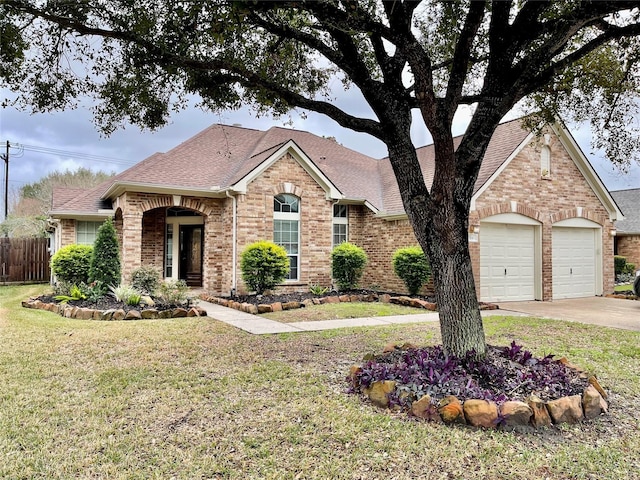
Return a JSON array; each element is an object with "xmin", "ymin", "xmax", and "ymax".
[
  {"xmin": 343, "ymin": 129, "xmax": 616, "ymax": 299},
  {"xmin": 234, "ymin": 153, "xmax": 334, "ymax": 294},
  {"xmin": 350, "ymin": 206, "xmax": 432, "ymax": 295},
  {"xmin": 54, "ymin": 129, "xmax": 616, "ymax": 300},
  {"xmin": 60, "ymin": 219, "xmax": 76, "ymax": 246},
  {"xmin": 141, "ymin": 208, "xmax": 165, "ymax": 268},
  {"xmin": 110, "ymin": 192, "xmax": 230, "ymax": 291},
  {"xmin": 616, "ymin": 235, "xmax": 640, "ymax": 270},
  {"xmin": 473, "ymin": 131, "xmax": 615, "ymax": 299}
]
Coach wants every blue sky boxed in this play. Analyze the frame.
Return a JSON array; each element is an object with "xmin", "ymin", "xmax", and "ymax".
[{"xmin": 2, "ymin": 86, "xmax": 640, "ymax": 217}]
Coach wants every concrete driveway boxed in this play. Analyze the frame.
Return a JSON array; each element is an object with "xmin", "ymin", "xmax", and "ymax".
[{"xmin": 497, "ymin": 296, "xmax": 640, "ymax": 332}]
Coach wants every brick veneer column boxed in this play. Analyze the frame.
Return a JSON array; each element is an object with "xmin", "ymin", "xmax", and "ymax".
[
  {"xmin": 121, "ymin": 211, "xmax": 143, "ymax": 283},
  {"xmin": 541, "ymin": 221, "xmax": 553, "ymax": 301}
]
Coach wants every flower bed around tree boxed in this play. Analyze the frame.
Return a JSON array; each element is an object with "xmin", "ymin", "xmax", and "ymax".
[{"xmin": 347, "ymin": 341, "xmax": 608, "ymax": 430}]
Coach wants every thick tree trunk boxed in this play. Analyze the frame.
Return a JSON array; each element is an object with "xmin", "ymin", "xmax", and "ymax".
[
  {"xmin": 424, "ymin": 203, "xmax": 486, "ymax": 358},
  {"xmin": 386, "ymin": 128, "xmax": 486, "ymax": 358}
]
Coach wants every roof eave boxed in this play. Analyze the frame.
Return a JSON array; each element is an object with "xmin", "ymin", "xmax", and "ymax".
[
  {"xmin": 551, "ymin": 122, "xmax": 623, "ymax": 221},
  {"xmin": 470, "ymin": 131, "xmax": 534, "ymax": 210},
  {"xmin": 49, "ymin": 210, "xmax": 115, "ymax": 220},
  {"xmin": 335, "ymin": 197, "xmax": 380, "ymax": 214},
  {"xmin": 375, "ymin": 211, "xmax": 408, "ymax": 221},
  {"xmin": 102, "ymin": 181, "xmax": 231, "ymax": 200}
]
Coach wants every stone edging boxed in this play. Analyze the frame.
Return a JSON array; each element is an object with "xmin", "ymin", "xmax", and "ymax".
[
  {"xmin": 348, "ymin": 343, "xmax": 608, "ymax": 431},
  {"xmin": 21, "ymin": 298, "xmax": 208, "ymax": 321},
  {"xmin": 200, "ymin": 292, "xmax": 499, "ymax": 315},
  {"xmin": 604, "ymin": 293, "xmax": 638, "ymax": 300}
]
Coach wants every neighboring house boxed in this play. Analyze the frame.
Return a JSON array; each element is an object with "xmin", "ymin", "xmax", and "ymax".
[
  {"xmin": 610, "ymin": 188, "xmax": 640, "ymax": 269},
  {"xmin": 50, "ymin": 118, "xmax": 621, "ymax": 302}
]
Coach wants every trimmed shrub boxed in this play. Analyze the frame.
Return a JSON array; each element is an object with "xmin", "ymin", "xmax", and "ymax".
[
  {"xmin": 89, "ymin": 218, "xmax": 121, "ymax": 288},
  {"xmin": 240, "ymin": 241, "xmax": 290, "ymax": 294},
  {"xmin": 51, "ymin": 244, "xmax": 93, "ymax": 285},
  {"xmin": 331, "ymin": 242, "xmax": 367, "ymax": 291},
  {"xmin": 131, "ymin": 266, "xmax": 161, "ymax": 295},
  {"xmin": 614, "ymin": 255, "xmax": 627, "ymax": 275},
  {"xmin": 392, "ymin": 246, "xmax": 431, "ymax": 295},
  {"xmin": 157, "ymin": 279, "xmax": 190, "ymax": 305},
  {"xmin": 623, "ymin": 262, "xmax": 636, "ymax": 275}
]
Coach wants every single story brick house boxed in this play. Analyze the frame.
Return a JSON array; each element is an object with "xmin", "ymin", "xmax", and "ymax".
[
  {"xmin": 50, "ymin": 117, "xmax": 622, "ymax": 302},
  {"xmin": 610, "ymin": 188, "xmax": 640, "ymax": 269}
]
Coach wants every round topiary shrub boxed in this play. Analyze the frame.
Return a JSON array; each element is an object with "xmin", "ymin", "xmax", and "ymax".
[
  {"xmin": 89, "ymin": 218, "xmax": 121, "ymax": 288},
  {"xmin": 392, "ymin": 246, "xmax": 431, "ymax": 296},
  {"xmin": 331, "ymin": 242, "xmax": 367, "ymax": 291},
  {"xmin": 50, "ymin": 244, "xmax": 93, "ymax": 285},
  {"xmin": 240, "ymin": 241, "xmax": 290, "ymax": 295}
]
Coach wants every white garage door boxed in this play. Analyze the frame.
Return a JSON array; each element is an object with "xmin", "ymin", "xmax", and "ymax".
[
  {"xmin": 480, "ymin": 223, "xmax": 536, "ymax": 302},
  {"xmin": 552, "ymin": 227, "xmax": 596, "ymax": 299}
]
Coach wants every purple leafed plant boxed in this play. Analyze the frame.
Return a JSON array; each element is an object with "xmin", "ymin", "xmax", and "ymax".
[{"xmin": 349, "ymin": 342, "xmax": 587, "ymax": 410}]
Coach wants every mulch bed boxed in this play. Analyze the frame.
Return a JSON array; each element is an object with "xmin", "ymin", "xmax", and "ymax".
[{"xmin": 226, "ymin": 289, "xmax": 436, "ymax": 307}]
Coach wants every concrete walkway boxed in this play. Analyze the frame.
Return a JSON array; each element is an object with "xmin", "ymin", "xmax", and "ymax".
[
  {"xmin": 198, "ymin": 300, "xmax": 525, "ymax": 335},
  {"xmin": 497, "ymin": 296, "xmax": 640, "ymax": 332}
]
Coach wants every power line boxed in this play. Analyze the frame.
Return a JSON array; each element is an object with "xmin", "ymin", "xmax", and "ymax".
[{"xmin": 13, "ymin": 142, "xmax": 137, "ymax": 167}]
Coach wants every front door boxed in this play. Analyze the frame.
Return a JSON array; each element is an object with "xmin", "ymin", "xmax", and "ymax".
[{"xmin": 179, "ymin": 225, "xmax": 203, "ymax": 287}]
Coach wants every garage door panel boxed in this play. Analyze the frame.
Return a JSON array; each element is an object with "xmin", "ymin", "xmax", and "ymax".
[
  {"xmin": 480, "ymin": 223, "xmax": 536, "ymax": 302},
  {"xmin": 552, "ymin": 227, "xmax": 596, "ymax": 299}
]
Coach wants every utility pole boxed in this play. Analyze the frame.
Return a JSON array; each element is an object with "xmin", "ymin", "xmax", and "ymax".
[{"xmin": 1, "ymin": 141, "xmax": 8, "ymax": 222}]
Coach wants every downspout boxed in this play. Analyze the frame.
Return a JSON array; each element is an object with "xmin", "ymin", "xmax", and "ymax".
[{"xmin": 225, "ymin": 190, "xmax": 237, "ymax": 295}]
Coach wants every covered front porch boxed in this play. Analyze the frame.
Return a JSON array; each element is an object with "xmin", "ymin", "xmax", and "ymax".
[{"xmin": 114, "ymin": 193, "xmax": 233, "ymax": 293}]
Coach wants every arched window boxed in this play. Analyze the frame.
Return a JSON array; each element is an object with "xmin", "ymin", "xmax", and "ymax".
[
  {"xmin": 540, "ymin": 146, "xmax": 551, "ymax": 177},
  {"xmin": 274, "ymin": 194, "xmax": 300, "ymax": 280}
]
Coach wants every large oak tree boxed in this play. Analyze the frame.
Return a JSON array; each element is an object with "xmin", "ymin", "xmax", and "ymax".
[{"xmin": 3, "ymin": 0, "xmax": 640, "ymax": 356}]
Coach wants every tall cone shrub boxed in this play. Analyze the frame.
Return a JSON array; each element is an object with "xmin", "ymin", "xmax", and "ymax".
[{"xmin": 89, "ymin": 217, "xmax": 121, "ymax": 288}]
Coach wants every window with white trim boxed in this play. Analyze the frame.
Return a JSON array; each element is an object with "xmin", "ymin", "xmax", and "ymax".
[
  {"xmin": 540, "ymin": 146, "xmax": 551, "ymax": 177},
  {"xmin": 274, "ymin": 194, "xmax": 300, "ymax": 281},
  {"xmin": 76, "ymin": 221, "xmax": 101, "ymax": 245},
  {"xmin": 333, "ymin": 204, "xmax": 348, "ymax": 246}
]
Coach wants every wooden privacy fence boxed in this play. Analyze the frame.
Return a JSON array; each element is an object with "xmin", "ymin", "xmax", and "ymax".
[{"xmin": 0, "ymin": 237, "xmax": 50, "ymax": 284}]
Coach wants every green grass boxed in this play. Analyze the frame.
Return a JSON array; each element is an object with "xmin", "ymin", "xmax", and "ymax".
[
  {"xmin": 261, "ymin": 301, "xmax": 423, "ymax": 322},
  {"xmin": 614, "ymin": 283, "xmax": 634, "ymax": 292},
  {"xmin": 2, "ymin": 284, "xmax": 640, "ymax": 479}
]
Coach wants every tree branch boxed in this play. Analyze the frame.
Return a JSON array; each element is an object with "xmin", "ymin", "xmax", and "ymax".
[{"xmin": 443, "ymin": 0, "xmax": 487, "ymax": 122}]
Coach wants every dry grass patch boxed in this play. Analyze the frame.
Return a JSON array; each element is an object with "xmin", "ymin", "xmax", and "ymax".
[{"xmin": 1, "ymin": 285, "xmax": 639, "ymax": 479}]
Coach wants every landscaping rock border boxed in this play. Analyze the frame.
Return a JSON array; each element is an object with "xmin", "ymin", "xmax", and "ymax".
[
  {"xmin": 21, "ymin": 298, "xmax": 208, "ymax": 320},
  {"xmin": 349, "ymin": 343, "xmax": 608, "ymax": 431},
  {"xmin": 200, "ymin": 292, "xmax": 499, "ymax": 315}
]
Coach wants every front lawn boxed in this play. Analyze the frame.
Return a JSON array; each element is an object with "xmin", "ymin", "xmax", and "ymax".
[
  {"xmin": 261, "ymin": 301, "xmax": 423, "ymax": 322},
  {"xmin": 1, "ymin": 284, "xmax": 639, "ymax": 479}
]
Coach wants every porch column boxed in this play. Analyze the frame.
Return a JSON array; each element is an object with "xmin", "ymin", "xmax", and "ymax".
[{"xmin": 121, "ymin": 211, "xmax": 143, "ymax": 283}]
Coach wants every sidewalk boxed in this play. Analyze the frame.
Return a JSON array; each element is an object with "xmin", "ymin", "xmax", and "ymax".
[{"xmin": 198, "ymin": 300, "xmax": 523, "ymax": 335}]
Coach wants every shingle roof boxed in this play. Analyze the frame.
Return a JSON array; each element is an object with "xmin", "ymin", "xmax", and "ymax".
[
  {"xmin": 50, "ymin": 118, "xmax": 532, "ymax": 216},
  {"xmin": 611, "ymin": 188, "xmax": 640, "ymax": 234}
]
